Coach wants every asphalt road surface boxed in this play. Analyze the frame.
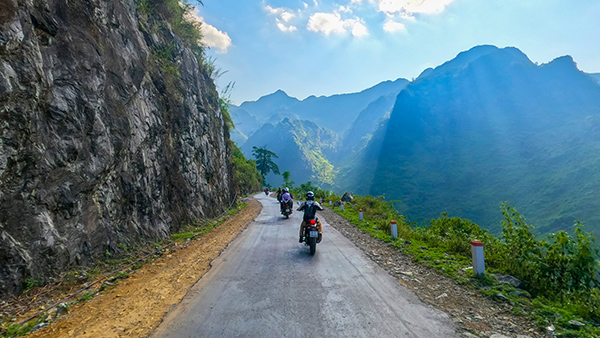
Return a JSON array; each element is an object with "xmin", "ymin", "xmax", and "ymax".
[{"xmin": 152, "ymin": 194, "xmax": 458, "ymax": 337}]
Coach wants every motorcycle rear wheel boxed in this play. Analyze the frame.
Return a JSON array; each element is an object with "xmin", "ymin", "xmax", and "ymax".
[{"xmin": 309, "ymin": 237, "xmax": 316, "ymax": 255}]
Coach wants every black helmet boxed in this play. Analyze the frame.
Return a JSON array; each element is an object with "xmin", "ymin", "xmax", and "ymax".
[{"xmin": 306, "ymin": 191, "xmax": 315, "ymax": 200}]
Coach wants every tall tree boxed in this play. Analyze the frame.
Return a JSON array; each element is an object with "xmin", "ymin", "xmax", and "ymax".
[
  {"xmin": 282, "ymin": 170, "xmax": 294, "ymax": 188},
  {"xmin": 252, "ymin": 146, "xmax": 280, "ymax": 178}
]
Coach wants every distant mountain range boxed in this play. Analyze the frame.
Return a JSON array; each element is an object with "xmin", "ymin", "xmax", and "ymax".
[
  {"xmin": 232, "ymin": 78, "xmax": 408, "ymax": 186},
  {"xmin": 230, "ymin": 79, "xmax": 408, "ymax": 139},
  {"xmin": 340, "ymin": 45, "xmax": 600, "ymax": 234},
  {"xmin": 232, "ymin": 45, "xmax": 600, "ymax": 236},
  {"xmin": 240, "ymin": 118, "xmax": 340, "ymax": 188}
]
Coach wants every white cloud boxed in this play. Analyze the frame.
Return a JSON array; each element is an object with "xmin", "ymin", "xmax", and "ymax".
[
  {"xmin": 264, "ymin": 4, "xmax": 299, "ymax": 32},
  {"xmin": 383, "ymin": 19, "xmax": 406, "ymax": 32},
  {"xmin": 308, "ymin": 12, "xmax": 346, "ymax": 35},
  {"xmin": 265, "ymin": 5, "xmax": 283, "ymax": 15},
  {"xmin": 281, "ymin": 11, "xmax": 295, "ymax": 22},
  {"xmin": 277, "ymin": 22, "xmax": 298, "ymax": 32},
  {"xmin": 370, "ymin": 0, "xmax": 457, "ymax": 15},
  {"xmin": 307, "ymin": 12, "xmax": 367, "ymax": 37},
  {"xmin": 187, "ymin": 9, "xmax": 232, "ymax": 53},
  {"xmin": 263, "ymin": 2, "xmax": 367, "ymax": 37},
  {"xmin": 350, "ymin": 20, "xmax": 368, "ymax": 37},
  {"xmin": 200, "ymin": 22, "xmax": 232, "ymax": 53}
]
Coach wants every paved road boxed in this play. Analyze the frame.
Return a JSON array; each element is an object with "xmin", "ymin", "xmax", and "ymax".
[{"xmin": 152, "ymin": 194, "xmax": 457, "ymax": 337}]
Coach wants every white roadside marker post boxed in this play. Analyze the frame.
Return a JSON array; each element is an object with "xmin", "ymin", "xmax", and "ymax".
[
  {"xmin": 329, "ymin": 200, "xmax": 332, "ymax": 206},
  {"xmin": 471, "ymin": 240, "xmax": 485, "ymax": 275},
  {"xmin": 391, "ymin": 220, "xmax": 398, "ymax": 239},
  {"xmin": 359, "ymin": 209, "xmax": 364, "ymax": 221},
  {"xmin": 341, "ymin": 203, "xmax": 345, "ymax": 211}
]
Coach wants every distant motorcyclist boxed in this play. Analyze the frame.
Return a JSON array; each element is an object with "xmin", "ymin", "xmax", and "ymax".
[
  {"xmin": 281, "ymin": 188, "xmax": 293, "ymax": 202},
  {"xmin": 280, "ymin": 188, "xmax": 293, "ymax": 212},
  {"xmin": 276, "ymin": 188, "xmax": 283, "ymax": 202},
  {"xmin": 297, "ymin": 191, "xmax": 324, "ymax": 243}
]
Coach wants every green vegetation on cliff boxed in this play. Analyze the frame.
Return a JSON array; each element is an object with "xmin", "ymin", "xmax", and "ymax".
[
  {"xmin": 137, "ymin": 0, "xmax": 203, "ymax": 53},
  {"xmin": 232, "ymin": 144, "xmax": 262, "ymax": 194}
]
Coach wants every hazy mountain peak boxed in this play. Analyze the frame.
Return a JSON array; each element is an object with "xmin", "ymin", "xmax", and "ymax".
[
  {"xmin": 417, "ymin": 67, "xmax": 434, "ymax": 79},
  {"xmin": 457, "ymin": 44, "xmax": 499, "ymax": 59},
  {"xmin": 437, "ymin": 45, "xmax": 499, "ymax": 70},
  {"xmin": 272, "ymin": 89, "xmax": 290, "ymax": 96},
  {"xmin": 420, "ymin": 45, "xmax": 532, "ymax": 80},
  {"xmin": 543, "ymin": 55, "xmax": 578, "ymax": 71},
  {"xmin": 241, "ymin": 89, "xmax": 299, "ymax": 106}
]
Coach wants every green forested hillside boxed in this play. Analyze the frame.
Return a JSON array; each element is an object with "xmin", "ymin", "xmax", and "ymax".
[
  {"xmin": 338, "ymin": 93, "xmax": 397, "ymax": 156},
  {"xmin": 240, "ymin": 118, "xmax": 340, "ymax": 188},
  {"xmin": 340, "ymin": 46, "xmax": 600, "ymax": 235}
]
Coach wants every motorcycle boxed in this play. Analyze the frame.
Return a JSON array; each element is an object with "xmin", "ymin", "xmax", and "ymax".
[
  {"xmin": 303, "ymin": 218, "xmax": 322, "ymax": 255},
  {"xmin": 281, "ymin": 200, "xmax": 293, "ymax": 218}
]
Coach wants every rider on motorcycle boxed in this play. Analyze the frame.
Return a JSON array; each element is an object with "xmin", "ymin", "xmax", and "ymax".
[
  {"xmin": 297, "ymin": 191, "xmax": 323, "ymax": 243},
  {"xmin": 280, "ymin": 187, "xmax": 293, "ymax": 213}
]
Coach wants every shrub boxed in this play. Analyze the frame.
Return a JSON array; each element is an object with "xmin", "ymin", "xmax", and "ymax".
[
  {"xmin": 426, "ymin": 213, "xmax": 496, "ymax": 256},
  {"xmin": 232, "ymin": 144, "xmax": 262, "ymax": 195}
]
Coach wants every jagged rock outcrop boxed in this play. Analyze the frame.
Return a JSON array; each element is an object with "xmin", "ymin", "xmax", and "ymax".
[{"xmin": 0, "ymin": 0, "xmax": 233, "ymax": 297}]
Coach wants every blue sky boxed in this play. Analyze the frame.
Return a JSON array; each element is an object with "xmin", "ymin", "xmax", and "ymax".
[{"xmin": 194, "ymin": 0, "xmax": 600, "ymax": 105}]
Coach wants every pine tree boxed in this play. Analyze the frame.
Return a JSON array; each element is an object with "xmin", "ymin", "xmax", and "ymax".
[{"xmin": 252, "ymin": 146, "xmax": 280, "ymax": 177}]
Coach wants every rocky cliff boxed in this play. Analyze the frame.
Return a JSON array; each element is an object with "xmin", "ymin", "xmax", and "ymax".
[{"xmin": 0, "ymin": 0, "xmax": 233, "ymax": 297}]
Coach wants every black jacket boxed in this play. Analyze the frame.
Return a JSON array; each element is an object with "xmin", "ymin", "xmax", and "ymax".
[{"xmin": 297, "ymin": 200, "xmax": 324, "ymax": 221}]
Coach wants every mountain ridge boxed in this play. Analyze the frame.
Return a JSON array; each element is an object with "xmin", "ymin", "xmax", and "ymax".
[
  {"xmin": 231, "ymin": 78, "xmax": 408, "ymax": 138},
  {"xmin": 344, "ymin": 45, "xmax": 600, "ymax": 234}
]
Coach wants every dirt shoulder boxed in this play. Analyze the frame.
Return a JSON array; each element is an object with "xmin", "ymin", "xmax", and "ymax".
[
  {"xmin": 320, "ymin": 208, "xmax": 544, "ymax": 338},
  {"xmin": 26, "ymin": 199, "xmax": 261, "ymax": 338}
]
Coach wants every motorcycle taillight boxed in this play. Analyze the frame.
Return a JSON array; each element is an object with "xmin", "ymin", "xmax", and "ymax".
[{"xmin": 309, "ymin": 219, "xmax": 316, "ymax": 224}]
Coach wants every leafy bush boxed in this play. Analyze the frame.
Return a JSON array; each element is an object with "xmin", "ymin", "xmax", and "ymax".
[
  {"xmin": 232, "ymin": 144, "xmax": 262, "ymax": 195},
  {"xmin": 136, "ymin": 0, "xmax": 211, "ymax": 89},
  {"xmin": 291, "ymin": 181, "xmax": 334, "ymax": 201},
  {"xmin": 421, "ymin": 213, "xmax": 497, "ymax": 257},
  {"xmin": 137, "ymin": 0, "xmax": 204, "ymax": 51},
  {"xmin": 493, "ymin": 205, "xmax": 600, "ymax": 298}
]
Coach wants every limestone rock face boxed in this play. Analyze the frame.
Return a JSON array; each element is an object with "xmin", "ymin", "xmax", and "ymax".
[{"xmin": 0, "ymin": 0, "xmax": 233, "ymax": 296}]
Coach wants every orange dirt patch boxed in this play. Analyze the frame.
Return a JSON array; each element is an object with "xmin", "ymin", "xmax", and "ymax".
[{"xmin": 29, "ymin": 199, "xmax": 261, "ymax": 338}]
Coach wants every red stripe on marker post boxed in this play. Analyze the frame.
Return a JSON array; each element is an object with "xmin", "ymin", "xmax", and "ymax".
[
  {"xmin": 390, "ymin": 220, "xmax": 398, "ymax": 239},
  {"xmin": 470, "ymin": 240, "xmax": 483, "ymax": 247},
  {"xmin": 471, "ymin": 239, "xmax": 485, "ymax": 275}
]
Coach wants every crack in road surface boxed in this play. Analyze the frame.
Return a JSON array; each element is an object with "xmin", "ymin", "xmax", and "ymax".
[{"xmin": 153, "ymin": 194, "xmax": 458, "ymax": 337}]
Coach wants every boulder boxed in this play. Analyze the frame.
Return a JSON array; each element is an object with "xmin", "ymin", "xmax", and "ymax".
[
  {"xmin": 341, "ymin": 192, "xmax": 353, "ymax": 202},
  {"xmin": 493, "ymin": 274, "xmax": 521, "ymax": 288}
]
